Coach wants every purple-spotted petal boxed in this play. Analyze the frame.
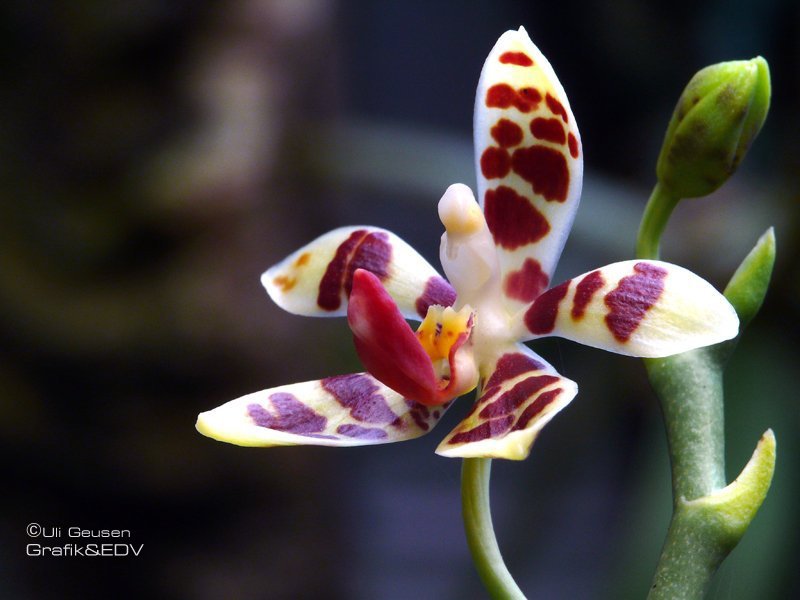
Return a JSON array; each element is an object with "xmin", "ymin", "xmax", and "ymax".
[
  {"xmin": 196, "ymin": 373, "xmax": 448, "ymax": 447},
  {"xmin": 436, "ymin": 345, "xmax": 577, "ymax": 460},
  {"xmin": 522, "ymin": 260, "xmax": 739, "ymax": 357},
  {"xmin": 474, "ymin": 27, "xmax": 583, "ymax": 317},
  {"xmin": 263, "ymin": 226, "xmax": 455, "ymax": 320}
]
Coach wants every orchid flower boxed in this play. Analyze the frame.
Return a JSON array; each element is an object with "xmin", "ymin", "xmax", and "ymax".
[{"xmin": 196, "ymin": 27, "xmax": 738, "ymax": 461}]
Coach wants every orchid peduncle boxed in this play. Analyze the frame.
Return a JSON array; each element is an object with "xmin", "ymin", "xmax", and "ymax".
[{"xmin": 637, "ymin": 57, "xmax": 775, "ymax": 600}]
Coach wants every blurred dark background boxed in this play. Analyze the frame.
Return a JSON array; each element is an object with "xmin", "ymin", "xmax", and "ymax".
[{"xmin": 1, "ymin": 1, "xmax": 797, "ymax": 598}]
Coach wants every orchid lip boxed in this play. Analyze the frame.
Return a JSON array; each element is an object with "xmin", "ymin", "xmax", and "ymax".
[{"xmin": 348, "ymin": 269, "xmax": 478, "ymax": 406}]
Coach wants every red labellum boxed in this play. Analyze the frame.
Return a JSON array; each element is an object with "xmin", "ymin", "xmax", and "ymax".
[{"xmin": 348, "ymin": 270, "xmax": 470, "ymax": 406}]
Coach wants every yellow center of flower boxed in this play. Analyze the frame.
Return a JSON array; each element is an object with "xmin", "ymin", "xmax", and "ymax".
[{"xmin": 416, "ymin": 305, "xmax": 473, "ymax": 362}]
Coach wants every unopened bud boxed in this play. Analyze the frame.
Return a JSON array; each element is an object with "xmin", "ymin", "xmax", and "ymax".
[{"xmin": 656, "ymin": 57, "xmax": 770, "ymax": 198}]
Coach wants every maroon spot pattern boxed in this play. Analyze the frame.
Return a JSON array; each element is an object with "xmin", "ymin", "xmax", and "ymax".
[
  {"xmin": 605, "ymin": 262, "xmax": 668, "ymax": 342},
  {"xmin": 504, "ymin": 258, "xmax": 550, "ymax": 303},
  {"xmin": 249, "ymin": 393, "xmax": 327, "ymax": 435},
  {"xmin": 485, "ymin": 353, "xmax": 545, "ymax": 390},
  {"xmin": 511, "ymin": 388, "xmax": 562, "ymax": 431},
  {"xmin": 486, "ymin": 84, "xmax": 542, "ymax": 113},
  {"xmin": 317, "ymin": 230, "xmax": 392, "ymax": 311},
  {"xmin": 480, "ymin": 146, "xmax": 511, "ymax": 179},
  {"xmin": 336, "ymin": 424, "xmax": 387, "ymax": 440},
  {"xmin": 318, "ymin": 231, "xmax": 364, "ymax": 310},
  {"xmin": 568, "ymin": 132, "xmax": 579, "ymax": 158},
  {"xmin": 478, "ymin": 375, "xmax": 559, "ymax": 419},
  {"xmin": 546, "ymin": 93, "xmax": 568, "ymax": 123},
  {"xmin": 447, "ymin": 375, "xmax": 562, "ymax": 445},
  {"xmin": 524, "ymin": 279, "xmax": 571, "ymax": 334},
  {"xmin": 415, "ymin": 276, "xmax": 457, "ymax": 317},
  {"xmin": 511, "ymin": 145, "xmax": 570, "ymax": 203},
  {"xmin": 346, "ymin": 232, "xmax": 392, "ymax": 295},
  {"xmin": 519, "ymin": 87, "xmax": 544, "ymax": 108},
  {"xmin": 499, "ymin": 51, "xmax": 533, "ymax": 66},
  {"xmin": 322, "ymin": 374, "xmax": 399, "ymax": 424},
  {"xmin": 448, "ymin": 415, "xmax": 514, "ymax": 445},
  {"xmin": 571, "ymin": 270, "xmax": 605, "ymax": 320},
  {"xmin": 484, "ymin": 186, "xmax": 550, "ymax": 250},
  {"xmin": 457, "ymin": 353, "xmax": 547, "ymax": 432},
  {"xmin": 491, "ymin": 119, "xmax": 524, "ymax": 147},
  {"xmin": 406, "ymin": 400, "xmax": 431, "ymax": 432},
  {"xmin": 530, "ymin": 117, "xmax": 566, "ymax": 144}
]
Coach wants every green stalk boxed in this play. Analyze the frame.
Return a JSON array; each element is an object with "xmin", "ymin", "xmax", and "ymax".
[
  {"xmin": 644, "ymin": 348, "xmax": 726, "ymax": 600},
  {"xmin": 461, "ymin": 457, "xmax": 526, "ymax": 600},
  {"xmin": 638, "ymin": 188, "xmax": 776, "ymax": 599},
  {"xmin": 645, "ymin": 351, "xmax": 726, "ymax": 501},
  {"xmin": 635, "ymin": 182, "xmax": 679, "ymax": 260}
]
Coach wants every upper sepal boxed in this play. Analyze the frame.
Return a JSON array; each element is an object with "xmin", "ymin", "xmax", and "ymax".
[
  {"xmin": 195, "ymin": 373, "xmax": 448, "ymax": 447},
  {"xmin": 436, "ymin": 344, "xmax": 577, "ymax": 460},
  {"xmin": 263, "ymin": 226, "xmax": 455, "ymax": 320},
  {"xmin": 474, "ymin": 27, "xmax": 583, "ymax": 316},
  {"xmin": 522, "ymin": 260, "xmax": 739, "ymax": 357}
]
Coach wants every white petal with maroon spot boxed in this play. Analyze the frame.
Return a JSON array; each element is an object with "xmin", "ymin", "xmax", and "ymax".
[
  {"xmin": 263, "ymin": 226, "xmax": 455, "ymax": 320},
  {"xmin": 474, "ymin": 27, "xmax": 583, "ymax": 318},
  {"xmin": 522, "ymin": 260, "xmax": 739, "ymax": 357},
  {"xmin": 196, "ymin": 373, "xmax": 448, "ymax": 447},
  {"xmin": 436, "ymin": 344, "xmax": 577, "ymax": 460}
]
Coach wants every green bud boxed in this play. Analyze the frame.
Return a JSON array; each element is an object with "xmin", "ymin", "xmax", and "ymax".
[{"xmin": 656, "ymin": 57, "xmax": 770, "ymax": 198}]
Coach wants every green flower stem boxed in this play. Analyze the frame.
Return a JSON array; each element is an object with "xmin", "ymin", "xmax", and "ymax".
[
  {"xmin": 638, "ymin": 183, "xmax": 727, "ymax": 500},
  {"xmin": 645, "ymin": 351, "xmax": 726, "ymax": 501},
  {"xmin": 638, "ymin": 187, "xmax": 776, "ymax": 598},
  {"xmin": 643, "ymin": 345, "xmax": 727, "ymax": 600},
  {"xmin": 635, "ymin": 182, "xmax": 680, "ymax": 260},
  {"xmin": 462, "ymin": 457, "xmax": 526, "ymax": 600},
  {"xmin": 648, "ymin": 430, "xmax": 776, "ymax": 599}
]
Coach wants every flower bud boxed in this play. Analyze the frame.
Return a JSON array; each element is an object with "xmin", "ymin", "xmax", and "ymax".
[{"xmin": 656, "ymin": 57, "xmax": 770, "ymax": 198}]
